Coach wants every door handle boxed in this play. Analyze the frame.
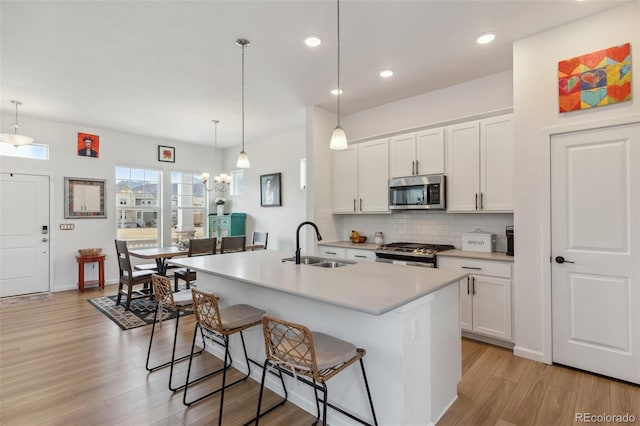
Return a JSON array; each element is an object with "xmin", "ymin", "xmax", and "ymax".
[
  {"xmin": 555, "ymin": 256, "xmax": 575, "ymax": 264},
  {"xmin": 42, "ymin": 238, "xmax": 49, "ymax": 242}
]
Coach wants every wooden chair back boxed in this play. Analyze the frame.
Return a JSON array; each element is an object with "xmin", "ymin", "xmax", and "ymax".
[
  {"xmin": 188, "ymin": 237, "xmax": 217, "ymax": 256},
  {"xmin": 251, "ymin": 232, "xmax": 268, "ymax": 250},
  {"xmin": 114, "ymin": 240, "xmax": 133, "ymax": 277},
  {"xmin": 220, "ymin": 235, "xmax": 246, "ymax": 253}
]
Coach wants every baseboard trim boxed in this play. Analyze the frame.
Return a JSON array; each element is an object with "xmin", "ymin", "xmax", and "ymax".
[
  {"xmin": 461, "ymin": 331, "xmax": 514, "ymax": 350},
  {"xmin": 513, "ymin": 345, "xmax": 546, "ymax": 363}
]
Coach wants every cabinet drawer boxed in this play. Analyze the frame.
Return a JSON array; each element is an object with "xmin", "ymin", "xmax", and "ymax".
[
  {"xmin": 317, "ymin": 246, "xmax": 346, "ymax": 259},
  {"xmin": 346, "ymin": 248, "xmax": 376, "ymax": 262},
  {"xmin": 438, "ymin": 257, "xmax": 512, "ymax": 278}
]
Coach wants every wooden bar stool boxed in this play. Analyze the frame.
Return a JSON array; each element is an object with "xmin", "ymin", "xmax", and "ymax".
[
  {"xmin": 183, "ymin": 288, "xmax": 266, "ymax": 426},
  {"xmin": 255, "ymin": 315, "xmax": 378, "ymax": 426}
]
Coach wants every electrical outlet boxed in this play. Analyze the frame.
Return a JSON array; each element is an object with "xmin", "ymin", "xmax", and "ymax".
[{"xmin": 60, "ymin": 223, "xmax": 75, "ymax": 230}]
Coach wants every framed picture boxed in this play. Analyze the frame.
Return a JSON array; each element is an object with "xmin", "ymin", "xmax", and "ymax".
[
  {"xmin": 64, "ymin": 177, "xmax": 107, "ymax": 219},
  {"xmin": 158, "ymin": 145, "xmax": 175, "ymax": 163},
  {"xmin": 77, "ymin": 132, "xmax": 100, "ymax": 158},
  {"xmin": 260, "ymin": 172, "xmax": 281, "ymax": 207}
]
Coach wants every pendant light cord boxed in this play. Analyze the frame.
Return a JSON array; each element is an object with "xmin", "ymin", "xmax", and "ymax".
[
  {"xmin": 336, "ymin": 0, "xmax": 341, "ymax": 127},
  {"xmin": 241, "ymin": 43, "xmax": 246, "ymax": 152}
]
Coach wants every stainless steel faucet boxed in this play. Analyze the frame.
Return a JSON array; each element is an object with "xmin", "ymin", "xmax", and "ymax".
[{"xmin": 295, "ymin": 221, "xmax": 323, "ymax": 264}]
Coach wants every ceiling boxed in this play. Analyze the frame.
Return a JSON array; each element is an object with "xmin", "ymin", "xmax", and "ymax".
[{"xmin": 0, "ymin": 0, "xmax": 629, "ymax": 148}]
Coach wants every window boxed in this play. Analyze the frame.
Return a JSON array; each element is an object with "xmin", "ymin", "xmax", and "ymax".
[
  {"xmin": 0, "ymin": 143, "xmax": 48, "ymax": 160},
  {"xmin": 171, "ymin": 171, "xmax": 206, "ymax": 244},
  {"xmin": 230, "ymin": 170, "xmax": 244, "ymax": 195},
  {"xmin": 115, "ymin": 167, "xmax": 161, "ymax": 248}
]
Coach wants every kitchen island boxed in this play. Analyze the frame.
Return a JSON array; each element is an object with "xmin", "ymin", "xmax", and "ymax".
[{"xmin": 168, "ymin": 250, "xmax": 468, "ymax": 426}]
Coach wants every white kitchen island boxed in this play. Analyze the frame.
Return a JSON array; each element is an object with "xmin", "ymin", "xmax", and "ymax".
[{"xmin": 168, "ymin": 250, "xmax": 468, "ymax": 426}]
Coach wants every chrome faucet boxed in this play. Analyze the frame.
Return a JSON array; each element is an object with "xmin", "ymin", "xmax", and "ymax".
[{"xmin": 295, "ymin": 221, "xmax": 323, "ymax": 264}]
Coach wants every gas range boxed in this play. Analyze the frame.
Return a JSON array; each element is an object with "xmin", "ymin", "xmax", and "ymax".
[{"xmin": 375, "ymin": 242, "xmax": 455, "ymax": 267}]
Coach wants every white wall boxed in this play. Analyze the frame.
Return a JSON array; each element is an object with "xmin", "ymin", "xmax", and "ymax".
[
  {"xmin": 513, "ymin": 1, "xmax": 640, "ymax": 361},
  {"xmin": 221, "ymin": 126, "xmax": 306, "ymax": 254},
  {"xmin": 0, "ymin": 115, "xmax": 219, "ymax": 291}
]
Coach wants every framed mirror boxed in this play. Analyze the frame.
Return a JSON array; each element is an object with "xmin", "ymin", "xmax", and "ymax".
[{"xmin": 64, "ymin": 177, "xmax": 107, "ymax": 218}]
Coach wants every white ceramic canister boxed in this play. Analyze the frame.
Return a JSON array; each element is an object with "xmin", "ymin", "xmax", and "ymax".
[{"xmin": 374, "ymin": 232, "xmax": 384, "ymax": 244}]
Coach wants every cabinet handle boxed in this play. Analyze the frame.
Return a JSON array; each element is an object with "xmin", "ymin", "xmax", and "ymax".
[
  {"xmin": 461, "ymin": 266, "xmax": 482, "ymax": 270},
  {"xmin": 480, "ymin": 193, "xmax": 484, "ymax": 210},
  {"xmin": 354, "ymin": 255, "xmax": 367, "ymax": 258},
  {"xmin": 359, "ymin": 198, "xmax": 363, "ymax": 211},
  {"xmin": 353, "ymin": 199, "xmax": 356, "ymax": 212},
  {"xmin": 415, "ymin": 160, "xmax": 419, "ymax": 175},
  {"xmin": 467, "ymin": 277, "xmax": 470, "ymax": 295},
  {"xmin": 472, "ymin": 276, "xmax": 476, "ymax": 295},
  {"xmin": 325, "ymin": 251, "xmax": 337, "ymax": 255},
  {"xmin": 411, "ymin": 160, "xmax": 416, "ymax": 175},
  {"xmin": 475, "ymin": 193, "xmax": 478, "ymax": 210}
]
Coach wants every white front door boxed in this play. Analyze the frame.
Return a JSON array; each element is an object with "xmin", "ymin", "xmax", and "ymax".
[
  {"xmin": 551, "ymin": 123, "xmax": 640, "ymax": 384},
  {"xmin": 0, "ymin": 173, "xmax": 50, "ymax": 297}
]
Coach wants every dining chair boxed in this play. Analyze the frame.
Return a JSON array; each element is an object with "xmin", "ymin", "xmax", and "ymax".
[
  {"xmin": 254, "ymin": 315, "xmax": 378, "ymax": 426},
  {"xmin": 220, "ymin": 235, "xmax": 246, "ymax": 253},
  {"xmin": 114, "ymin": 240, "xmax": 155, "ymax": 311},
  {"xmin": 251, "ymin": 231, "xmax": 268, "ymax": 250},
  {"xmin": 146, "ymin": 274, "xmax": 206, "ymax": 390},
  {"xmin": 174, "ymin": 237, "xmax": 217, "ymax": 292},
  {"xmin": 183, "ymin": 288, "xmax": 266, "ymax": 426}
]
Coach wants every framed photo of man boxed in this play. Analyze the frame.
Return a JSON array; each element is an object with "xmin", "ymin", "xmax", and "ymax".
[
  {"xmin": 77, "ymin": 133, "xmax": 100, "ymax": 158},
  {"xmin": 260, "ymin": 173, "xmax": 281, "ymax": 207}
]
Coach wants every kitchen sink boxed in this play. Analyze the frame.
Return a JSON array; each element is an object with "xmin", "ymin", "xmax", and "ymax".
[
  {"xmin": 281, "ymin": 256, "xmax": 326, "ymax": 265},
  {"xmin": 281, "ymin": 256, "xmax": 355, "ymax": 267},
  {"xmin": 310, "ymin": 260, "xmax": 354, "ymax": 268}
]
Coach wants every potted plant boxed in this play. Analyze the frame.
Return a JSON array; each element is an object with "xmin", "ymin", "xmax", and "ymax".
[{"xmin": 215, "ymin": 197, "xmax": 226, "ymax": 216}]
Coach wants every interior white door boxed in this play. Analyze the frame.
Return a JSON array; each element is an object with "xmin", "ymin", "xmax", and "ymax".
[
  {"xmin": 551, "ymin": 123, "xmax": 640, "ymax": 384},
  {"xmin": 0, "ymin": 173, "xmax": 50, "ymax": 297}
]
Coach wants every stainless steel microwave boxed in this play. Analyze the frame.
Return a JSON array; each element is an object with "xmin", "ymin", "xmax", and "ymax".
[{"xmin": 389, "ymin": 174, "xmax": 446, "ymax": 210}]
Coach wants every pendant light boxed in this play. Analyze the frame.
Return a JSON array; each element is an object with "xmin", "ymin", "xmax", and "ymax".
[
  {"xmin": 236, "ymin": 38, "xmax": 251, "ymax": 168},
  {"xmin": 330, "ymin": 0, "xmax": 348, "ymax": 150},
  {"xmin": 0, "ymin": 100, "xmax": 35, "ymax": 146}
]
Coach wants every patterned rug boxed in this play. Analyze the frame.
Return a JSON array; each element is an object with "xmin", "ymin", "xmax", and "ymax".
[
  {"xmin": 88, "ymin": 295, "xmax": 193, "ymax": 330},
  {"xmin": 0, "ymin": 292, "xmax": 55, "ymax": 307}
]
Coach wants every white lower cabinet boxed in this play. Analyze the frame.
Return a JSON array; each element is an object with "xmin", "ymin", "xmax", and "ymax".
[
  {"xmin": 439, "ymin": 257, "xmax": 513, "ymax": 341},
  {"xmin": 316, "ymin": 245, "xmax": 376, "ymax": 262}
]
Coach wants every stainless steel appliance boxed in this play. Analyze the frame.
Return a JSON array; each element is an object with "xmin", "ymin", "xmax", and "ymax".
[
  {"xmin": 375, "ymin": 242, "xmax": 455, "ymax": 268},
  {"xmin": 389, "ymin": 174, "xmax": 446, "ymax": 210}
]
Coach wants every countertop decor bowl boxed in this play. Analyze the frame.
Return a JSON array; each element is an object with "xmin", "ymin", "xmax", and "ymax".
[
  {"xmin": 357, "ymin": 236, "xmax": 367, "ymax": 243},
  {"xmin": 78, "ymin": 248, "xmax": 102, "ymax": 256}
]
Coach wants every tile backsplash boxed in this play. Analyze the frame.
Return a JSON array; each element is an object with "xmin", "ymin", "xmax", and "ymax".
[{"xmin": 338, "ymin": 211, "xmax": 514, "ymax": 253}]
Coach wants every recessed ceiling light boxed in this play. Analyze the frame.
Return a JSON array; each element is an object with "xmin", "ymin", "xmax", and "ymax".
[
  {"xmin": 476, "ymin": 33, "xmax": 496, "ymax": 45},
  {"xmin": 304, "ymin": 36, "xmax": 322, "ymax": 47},
  {"xmin": 379, "ymin": 70, "xmax": 394, "ymax": 78},
  {"xmin": 331, "ymin": 88, "xmax": 343, "ymax": 95}
]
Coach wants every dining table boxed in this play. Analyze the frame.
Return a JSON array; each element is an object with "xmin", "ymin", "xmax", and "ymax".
[{"xmin": 128, "ymin": 243, "xmax": 265, "ymax": 275}]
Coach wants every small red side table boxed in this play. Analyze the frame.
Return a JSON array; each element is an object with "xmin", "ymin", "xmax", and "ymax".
[{"xmin": 76, "ymin": 254, "xmax": 106, "ymax": 292}]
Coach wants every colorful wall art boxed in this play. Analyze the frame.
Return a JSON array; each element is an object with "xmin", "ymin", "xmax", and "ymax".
[{"xmin": 558, "ymin": 43, "xmax": 631, "ymax": 113}]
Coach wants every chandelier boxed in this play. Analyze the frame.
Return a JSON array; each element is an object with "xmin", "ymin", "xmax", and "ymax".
[{"xmin": 202, "ymin": 120, "xmax": 231, "ymax": 193}]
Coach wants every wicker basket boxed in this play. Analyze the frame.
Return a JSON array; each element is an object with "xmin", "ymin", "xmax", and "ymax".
[{"xmin": 78, "ymin": 248, "xmax": 102, "ymax": 256}]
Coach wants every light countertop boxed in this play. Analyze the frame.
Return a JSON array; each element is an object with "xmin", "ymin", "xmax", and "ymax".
[
  {"xmin": 168, "ymin": 250, "xmax": 468, "ymax": 315},
  {"xmin": 438, "ymin": 249, "xmax": 514, "ymax": 262},
  {"xmin": 317, "ymin": 241, "xmax": 380, "ymax": 250}
]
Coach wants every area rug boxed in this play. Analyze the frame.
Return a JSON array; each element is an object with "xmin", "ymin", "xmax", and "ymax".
[
  {"xmin": 88, "ymin": 295, "xmax": 193, "ymax": 330},
  {"xmin": 0, "ymin": 292, "xmax": 55, "ymax": 308}
]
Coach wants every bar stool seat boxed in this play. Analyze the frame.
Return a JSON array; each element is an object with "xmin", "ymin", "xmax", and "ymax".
[{"xmin": 255, "ymin": 315, "xmax": 378, "ymax": 426}]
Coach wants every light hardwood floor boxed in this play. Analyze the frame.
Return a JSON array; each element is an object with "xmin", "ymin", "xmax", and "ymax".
[{"xmin": 1, "ymin": 285, "xmax": 638, "ymax": 425}]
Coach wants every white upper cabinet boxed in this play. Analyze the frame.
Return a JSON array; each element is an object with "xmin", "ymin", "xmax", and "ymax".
[
  {"xmin": 389, "ymin": 128, "xmax": 444, "ymax": 178},
  {"xmin": 446, "ymin": 114, "xmax": 514, "ymax": 212},
  {"xmin": 332, "ymin": 139, "xmax": 389, "ymax": 214}
]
